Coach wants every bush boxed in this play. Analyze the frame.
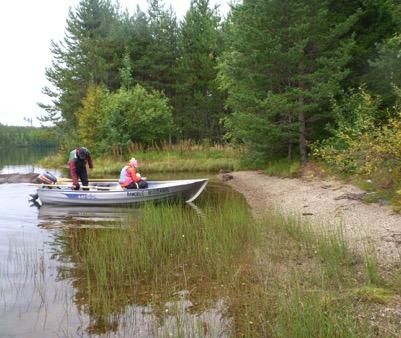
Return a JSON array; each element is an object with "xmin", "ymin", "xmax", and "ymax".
[
  {"xmin": 103, "ymin": 85, "xmax": 174, "ymax": 148},
  {"xmin": 312, "ymin": 88, "xmax": 381, "ymax": 174},
  {"xmin": 313, "ymin": 87, "xmax": 401, "ymax": 189},
  {"xmin": 76, "ymin": 84, "xmax": 109, "ymax": 152},
  {"xmin": 75, "ymin": 84, "xmax": 174, "ymax": 153}
]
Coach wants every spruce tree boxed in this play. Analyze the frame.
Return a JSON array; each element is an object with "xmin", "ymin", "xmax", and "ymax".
[
  {"xmin": 144, "ymin": 0, "xmax": 179, "ymax": 97},
  {"xmin": 120, "ymin": 7, "xmax": 152, "ymax": 85},
  {"xmin": 220, "ymin": 0, "xmax": 356, "ymax": 163},
  {"xmin": 176, "ymin": 0, "xmax": 226, "ymax": 141},
  {"xmin": 328, "ymin": 0, "xmax": 401, "ymax": 87}
]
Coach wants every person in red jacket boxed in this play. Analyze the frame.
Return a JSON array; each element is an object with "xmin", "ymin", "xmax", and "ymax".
[
  {"xmin": 119, "ymin": 158, "xmax": 148, "ymax": 189},
  {"xmin": 68, "ymin": 147, "xmax": 93, "ymax": 190}
]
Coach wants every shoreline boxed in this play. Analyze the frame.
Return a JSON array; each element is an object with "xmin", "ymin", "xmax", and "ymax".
[{"xmin": 225, "ymin": 171, "xmax": 401, "ymax": 264}]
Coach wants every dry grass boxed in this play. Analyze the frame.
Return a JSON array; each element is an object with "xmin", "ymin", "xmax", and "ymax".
[{"xmin": 38, "ymin": 142, "xmax": 242, "ymax": 176}]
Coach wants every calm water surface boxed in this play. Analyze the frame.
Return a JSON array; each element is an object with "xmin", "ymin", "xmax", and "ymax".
[{"xmin": 0, "ymin": 148, "xmax": 245, "ymax": 337}]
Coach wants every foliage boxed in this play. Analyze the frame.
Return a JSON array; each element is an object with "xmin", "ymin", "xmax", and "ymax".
[
  {"xmin": 144, "ymin": 0, "xmax": 179, "ymax": 97},
  {"xmin": 41, "ymin": 0, "xmax": 229, "ymax": 147},
  {"xmin": 76, "ymin": 84, "xmax": 174, "ymax": 153},
  {"xmin": 219, "ymin": 0, "xmax": 356, "ymax": 163},
  {"xmin": 328, "ymin": 0, "xmax": 401, "ymax": 88},
  {"xmin": 38, "ymin": 0, "xmax": 401, "ymax": 167},
  {"xmin": 366, "ymin": 34, "xmax": 401, "ymax": 106},
  {"xmin": 103, "ymin": 85, "xmax": 173, "ymax": 148},
  {"xmin": 175, "ymin": 0, "xmax": 226, "ymax": 141},
  {"xmin": 76, "ymin": 84, "xmax": 109, "ymax": 151},
  {"xmin": 313, "ymin": 87, "xmax": 401, "ymax": 190},
  {"xmin": 312, "ymin": 88, "xmax": 380, "ymax": 173},
  {"xmin": 119, "ymin": 50, "xmax": 133, "ymax": 90},
  {"xmin": 40, "ymin": 0, "xmax": 124, "ymax": 131}
]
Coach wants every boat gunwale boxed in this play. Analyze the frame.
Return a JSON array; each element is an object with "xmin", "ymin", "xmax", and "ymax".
[{"xmin": 37, "ymin": 178, "xmax": 208, "ymax": 194}]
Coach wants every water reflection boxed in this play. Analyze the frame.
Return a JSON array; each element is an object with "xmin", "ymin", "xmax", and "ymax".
[
  {"xmin": 43, "ymin": 184, "xmax": 243, "ymax": 336},
  {"xmin": 37, "ymin": 205, "xmax": 139, "ymax": 228},
  {"xmin": 1, "ymin": 175, "xmax": 247, "ymax": 337},
  {"xmin": 34, "ymin": 181, "xmax": 235, "ymax": 229},
  {"xmin": 0, "ymin": 146, "xmax": 57, "ymax": 174}
]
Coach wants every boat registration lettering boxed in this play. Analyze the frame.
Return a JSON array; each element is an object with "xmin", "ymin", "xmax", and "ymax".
[
  {"xmin": 127, "ymin": 188, "xmax": 170, "ymax": 197},
  {"xmin": 127, "ymin": 190, "xmax": 147, "ymax": 197},
  {"xmin": 64, "ymin": 193, "xmax": 97, "ymax": 200},
  {"xmin": 155, "ymin": 188, "xmax": 169, "ymax": 193}
]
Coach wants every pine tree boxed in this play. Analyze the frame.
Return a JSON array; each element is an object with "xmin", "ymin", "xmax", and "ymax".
[
  {"xmin": 328, "ymin": 0, "xmax": 401, "ymax": 87},
  {"xmin": 365, "ymin": 34, "xmax": 401, "ymax": 107},
  {"xmin": 176, "ymin": 0, "xmax": 226, "ymax": 141},
  {"xmin": 40, "ymin": 0, "xmax": 123, "ymax": 130},
  {"xmin": 121, "ymin": 6, "xmax": 152, "ymax": 85},
  {"xmin": 219, "ymin": 0, "xmax": 356, "ymax": 163},
  {"xmin": 144, "ymin": 0, "xmax": 179, "ymax": 97}
]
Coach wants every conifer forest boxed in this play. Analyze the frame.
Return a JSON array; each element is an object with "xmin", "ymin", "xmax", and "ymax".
[{"xmin": 40, "ymin": 0, "xmax": 401, "ymax": 174}]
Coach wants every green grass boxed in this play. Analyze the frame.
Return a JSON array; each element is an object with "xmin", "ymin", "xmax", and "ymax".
[
  {"xmin": 227, "ymin": 209, "xmax": 399, "ymax": 337},
  {"xmin": 363, "ymin": 245, "xmax": 384, "ymax": 287},
  {"xmin": 38, "ymin": 146, "xmax": 242, "ymax": 176},
  {"xmin": 4, "ymin": 198, "xmax": 401, "ymax": 336},
  {"xmin": 51, "ymin": 199, "xmax": 256, "ymax": 332},
  {"xmin": 264, "ymin": 158, "xmax": 302, "ymax": 178},
  {"xmin": 275, "ymin": 290, "xmax": 367, "ymax": 338},
  {"xmin": 353, "ymin": 286, "xmax": 393, "ymax": 305},
  {"xmin": 38, "ymin": 146, "xmax": 303, "ymax": 178}
]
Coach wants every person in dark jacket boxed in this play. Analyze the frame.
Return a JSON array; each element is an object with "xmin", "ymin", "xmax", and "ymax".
[{"xmin": 68, "ymin": 147, "xmax": 93, "ymax": 190}]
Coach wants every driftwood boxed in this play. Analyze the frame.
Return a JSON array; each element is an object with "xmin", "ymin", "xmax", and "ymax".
[
  {"xmin": 334, "ymin": 192, "xmax": 366, "ymax": 201},
  {"xmin": 0, "ymin": 173, "xmax": 41, "ymax": 184},
  {"xmin": 221, "ymin": 173, "xmax": 234, "ymax": 182}
]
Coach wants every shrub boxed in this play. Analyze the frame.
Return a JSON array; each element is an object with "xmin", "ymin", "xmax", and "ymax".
[
  {"xmin": 103, "ymin": 85, "xmax": 174, "ymax": 149},
  {"xmin": 75, "ymin": 84, "xmax": 175, "ymax": 154},
  {"xmin": 313, "ymin": 87, "xmax": 401, "ymax": 191}
]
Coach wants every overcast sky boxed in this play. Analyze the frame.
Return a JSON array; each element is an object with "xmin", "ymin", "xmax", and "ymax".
[{"xmin": 0, "ymin": 0, "xmax": 230, "ymax": 126}]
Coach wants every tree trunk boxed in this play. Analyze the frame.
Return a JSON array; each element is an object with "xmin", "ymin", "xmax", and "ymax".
[
  {"xmin": 288, "ymin": 142, "xmax": 292, "ymax": 162},
  {"xmin": 298, "ymin": 61, "xmax": 307, "ymax": 164},
  {"xmin": 298, "ymin": 109, "xmax": 307, "ymax": 164}
]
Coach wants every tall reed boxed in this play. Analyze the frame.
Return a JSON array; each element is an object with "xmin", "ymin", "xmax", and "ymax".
[
  {"xmin": 37, "ymin": 141, "xmax": 242, "ymax": 175},
  {"xmin": 52, "ymin": 199, "xmax": 254, "ymax": 333},
  {"xmin": 4, "ymin": 198, "xmax": 400, "ymax": 336}
]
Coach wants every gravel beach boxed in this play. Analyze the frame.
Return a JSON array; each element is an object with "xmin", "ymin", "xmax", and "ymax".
[{"xmin": 226, "ymin": 171, "xmax": 401, "ymax": 264}]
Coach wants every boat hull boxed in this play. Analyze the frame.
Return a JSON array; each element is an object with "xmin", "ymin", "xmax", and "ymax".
[{"xmin": 37, "ymin": 179, "xmax": 208, "ymax": 206}]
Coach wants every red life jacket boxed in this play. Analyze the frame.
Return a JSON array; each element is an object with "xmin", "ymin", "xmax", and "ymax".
[{"xmin": 119, "ymin": 165, "xmax": 141, "ymax": 187}]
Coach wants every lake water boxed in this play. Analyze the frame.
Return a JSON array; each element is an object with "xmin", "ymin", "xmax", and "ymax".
[
  {"xmin": 0, "ymin": 148, "xmax": 245, "ymax": 337},
  {"xmin": 0, "ymin": 146, "xmax": 58, "ymax": 174}
]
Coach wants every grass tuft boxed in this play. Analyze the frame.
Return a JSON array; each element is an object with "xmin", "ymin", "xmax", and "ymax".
[
  {"xmin": 352, "ymin": 286, "xmax": 393, "ymax": 304},
  {"xmin": 264, "ymin": 159, "xmax": 302, "ymax": 178}
]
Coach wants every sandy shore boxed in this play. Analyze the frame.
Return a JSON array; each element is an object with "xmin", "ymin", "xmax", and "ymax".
[{"xmin": 225, "ymin": 171, "xmax": 401, "ymax": 264}]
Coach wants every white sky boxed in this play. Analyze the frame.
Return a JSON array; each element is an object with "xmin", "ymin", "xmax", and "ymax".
[{"xmin": 0, "ymin": 0, "xmax": 230, "ymax": 126}]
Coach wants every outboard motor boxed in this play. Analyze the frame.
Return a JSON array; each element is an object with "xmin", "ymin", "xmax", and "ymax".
[
  {"xmin": 38, "ymin": 171, "xmax": 58, "ymax": 185},
  {"xmin": 30, "ymin": 172, "xmax": 58, "ymax": 203}
]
